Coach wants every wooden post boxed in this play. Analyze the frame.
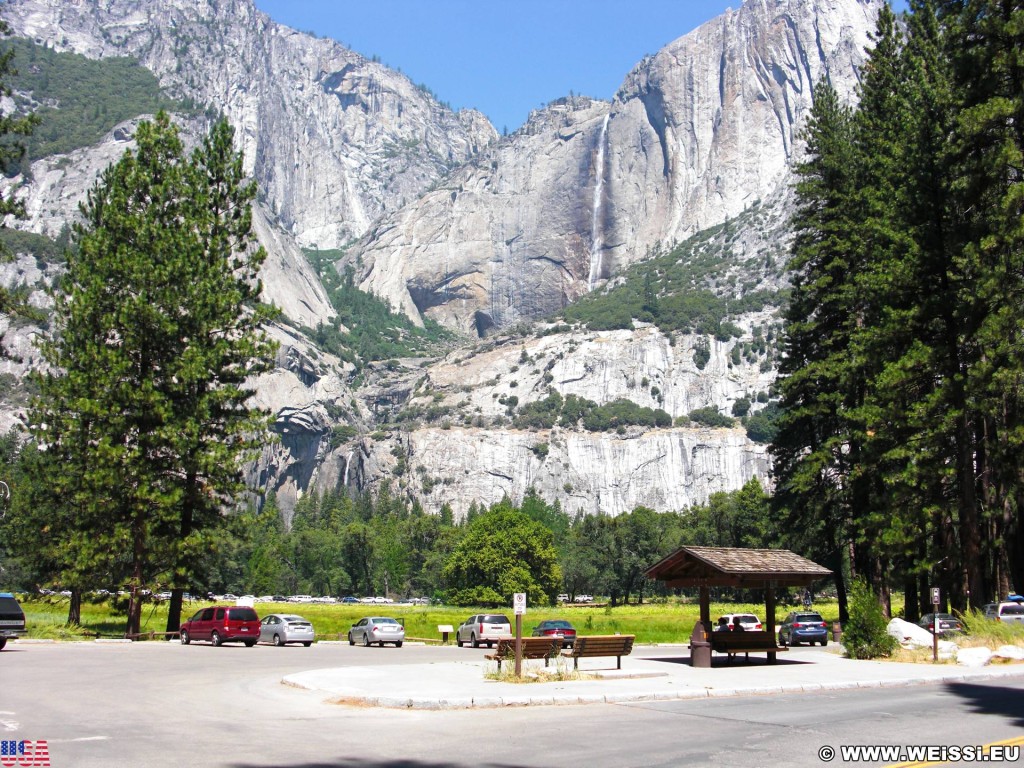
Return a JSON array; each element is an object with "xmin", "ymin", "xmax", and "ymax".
[
  {"xmin": 699, "ymin": 584, "xmax": 711, "ymax": 635},
  {"xmin": 765, "ymin": 585, "xmax": 777, "ymax": 664},
  {"xmin": 514, "ymin": 614, "xmax": 522, "ymax": 677}
]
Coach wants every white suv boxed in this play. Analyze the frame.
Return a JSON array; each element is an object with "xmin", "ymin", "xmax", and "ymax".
[
  {"xmin": 715, "ymin": 613, "xmax": 763, "ymax": 632},
  {"xmin": 983, "ymin": 602, "xmax": 1024, "ymax": 624},
  {"xmin": 456, "ymin": 614, "xmax": 512, "ymax": 648}
]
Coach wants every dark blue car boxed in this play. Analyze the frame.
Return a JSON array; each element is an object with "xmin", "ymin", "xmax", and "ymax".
[{"xmin": 778, "ymin": 611, "xmax": 829, "ymax": 646}]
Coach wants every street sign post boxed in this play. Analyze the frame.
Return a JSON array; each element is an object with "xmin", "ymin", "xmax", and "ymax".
[
  {"xmin": 931, "ymin": 587, "xmax": 940, "ymax": 662},
  {"xmin": 513, "ymin": 593, "xmax": 526, "ymax": 676}
]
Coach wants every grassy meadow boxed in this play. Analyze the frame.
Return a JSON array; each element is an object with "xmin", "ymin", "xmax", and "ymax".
[{"xmin": 17, "ymin": 596, "xmax": 842, "ymax": 644}]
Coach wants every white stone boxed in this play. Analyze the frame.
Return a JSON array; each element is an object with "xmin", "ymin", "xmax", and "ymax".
[
  {"xmin": 955, "ymin": 647, "xmax": 993, "ymax": 667},
  {"xmin": 887, "ymin": 618, "xmax": 936, "ymax": 649},
  {"xmin": 992, "ymin": 645, "xmax": 1024, "ymax": 661}
]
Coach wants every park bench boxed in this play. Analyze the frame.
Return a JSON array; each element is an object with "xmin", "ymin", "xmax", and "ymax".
[
  {"xmin": 484, "ymin": 637, "xmax": 562, "ymax": 671},
  {"xmin": 709, "ymin": 630, "xmax": 787, "ymax": 664},
  {"xmin": 562, "ymin": 634, "xmax": 635, "ymax": 670}
]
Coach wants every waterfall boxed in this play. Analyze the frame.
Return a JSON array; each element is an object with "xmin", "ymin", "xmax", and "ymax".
[
  {"xmin": 587, "ymin": 113, "xmax": 610, "ymax": 291},
  {"xmin": 343, "ymin": 451, "xmax": 352, "ymax": 487}
]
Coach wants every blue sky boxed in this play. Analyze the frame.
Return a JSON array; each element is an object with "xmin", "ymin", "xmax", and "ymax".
[{"xmin": 252, "ymin": 1, "xmax": 739, "ymax": 133}]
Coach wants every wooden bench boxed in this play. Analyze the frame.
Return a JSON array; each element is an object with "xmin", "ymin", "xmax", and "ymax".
[
  {"xmin": 484, "ymin": 637, "xmax": 562, "ymax": 671},
  {"xmin": 710, "ymin": 631, "xmax": 787, "ymax": 664},
  {"xmin": 563, "ymin": 634, "xmax": 635, "ymax": 670}
]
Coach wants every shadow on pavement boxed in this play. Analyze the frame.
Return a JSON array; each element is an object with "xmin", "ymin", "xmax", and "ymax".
[
  {"xmin": 642, "ymin": 654, "xmax": 814, "ymax": 667},
  {"xmin": 945, "ymin": 681, "xmax": 1024, "ymax": 728},
  {"xmin": 230, "ymin": 762, "xmax": 523, "ymax": 768}
]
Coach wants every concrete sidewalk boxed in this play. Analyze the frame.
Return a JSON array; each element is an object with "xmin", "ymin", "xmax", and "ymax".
[{"xmin": 282, "ymin": 644, "xmax": 1024, "ymax": 709}]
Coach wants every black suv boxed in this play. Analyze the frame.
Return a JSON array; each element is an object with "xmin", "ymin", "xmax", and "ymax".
[{"xmin": 0, "ymin": 592, "xmax": 26, "ymax": 650}]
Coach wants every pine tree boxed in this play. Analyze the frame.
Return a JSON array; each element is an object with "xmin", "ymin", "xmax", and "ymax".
[
  {"xmin": 29, "ymin": 113, "xmax": 277, "ymax": 636},
  {"xmin": 771, "ymin": 80, "xmax": 861, "ymax": 621},
  {"xmin": 0, "ymin": 20, "xmax": 40, "ymax": 340}
]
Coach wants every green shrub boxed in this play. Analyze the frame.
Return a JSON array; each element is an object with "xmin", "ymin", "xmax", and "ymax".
[
  {"xmin": 842, "ymin": 578, "xmax": 898, "ymax": 659},
  {"xmin": 745, "ymin": 402, "xmax": 782, "ymax": 443},
  {"xmin": 688, "ymin": 407, "xmax": 734, "ymax": 428}
]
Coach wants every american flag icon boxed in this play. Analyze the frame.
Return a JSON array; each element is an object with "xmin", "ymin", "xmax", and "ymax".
[{"xmin": 0, "ymin": 739, "xmax": 49, "ymax": 766}]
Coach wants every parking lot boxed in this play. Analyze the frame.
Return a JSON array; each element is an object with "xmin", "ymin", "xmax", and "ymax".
[{"xmin": 5, "ymin": 639, "xmax": 1024, "ymax": 768}]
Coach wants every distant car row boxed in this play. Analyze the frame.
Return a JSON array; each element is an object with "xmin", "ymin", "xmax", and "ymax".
[
  {"xmin": 556, "ymin": 594, "xmax": 594, "ymax": 603},
  {"xmin": 178, "ymin": 607, "xmax": 411, "ymax": 648}
]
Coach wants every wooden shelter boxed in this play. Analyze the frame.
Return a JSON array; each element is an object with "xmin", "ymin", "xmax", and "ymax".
[{"xmin": 645, "ymin": 545, "xmax": 832, "ymax": 637}]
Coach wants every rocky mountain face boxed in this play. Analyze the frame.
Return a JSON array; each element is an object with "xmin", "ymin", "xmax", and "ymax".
[
  {"xmin": 0, "ymin": 0, "xmax": 883, "ymax": 522},
  {"xmin": 2, "ymin": 0, "xmax": 497, "ymax": 251},
  {"xmin": 346, "ymin": 0, "xmax": 882, "ymax": 337}
]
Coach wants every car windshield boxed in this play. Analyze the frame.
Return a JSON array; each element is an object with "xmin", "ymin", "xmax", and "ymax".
[
  {"xmin": 375, "ymin": 618, "xmax": 400, "ymax": 625},
  {"xmin": 797, "ymin": 613, "xmax": 823, "ymax": 622},
  {"xmin": 228, "ymin": 607, "xmax": 258, "ymax": 621},
  {"xmin": 547, "ymin": 621, "xmax": 572, "ymax": 629},
  {"xmin": 483, "ymin": 615, "xmax": 510, "ymax": 624}
]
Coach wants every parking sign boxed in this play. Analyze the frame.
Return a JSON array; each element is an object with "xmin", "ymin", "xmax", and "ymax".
[{"xmin": 513, "ymin": 592, "xmax": 526, "ymax": 615}]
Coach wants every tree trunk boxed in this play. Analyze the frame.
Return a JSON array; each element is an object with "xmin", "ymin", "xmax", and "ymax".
[{"xmin": 67, "ymin": 589, "xmax": 81, "ymax": 627}]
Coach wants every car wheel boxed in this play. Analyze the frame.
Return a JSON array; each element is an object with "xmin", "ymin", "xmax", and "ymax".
[
  {"xmin": 244, "ymin": 640, "xmax": 256, "ymax": 648},
  {"xmin": 456, "ymin": 635, "xmax": 464, "ymax": 647},
  {"xmin": 471, "ymin": 634, "xmax": 479, "ymax": 648},
  {"xmin": 273, "ymin": 633, "xmax": 284, "ymax": 647},
  {"xmin": 363, "ymin": 632, "xmax": 372, "ymax": 647},
  {"xmin": 396, "ymin": 641, "xmax": 403, "ymax": 648},
  {"xmin": 821, "ymin": 639, "xmax": 828, "ymax": 646},
  {"xmin": 180, "ymin": 630, "xmax": 190, "ymax": 646},
  {"xmin": 777, "ymin": 633, "xmax": 786, "ymax": 647},
  {"xmin": 211, "ymin": 631, "xmax": 222, "ymax": 647},
  {"xmin": 790, "ymin": 638, "xmax": 800, "ymax": 647},
  {"xmin": 303, "ymin": 642, "xmax": 312, "ymax": 647},
  {"xmin": 0, "ymin": 638, "xmax": 7, "ymax": 651},
  {"xmin": 348, "ymin": 632, "xmax": 355, "ymax": 646}
]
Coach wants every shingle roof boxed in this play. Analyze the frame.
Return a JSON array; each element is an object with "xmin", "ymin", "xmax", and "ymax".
[{"xmin": 645, "ymin": 545, "xmax": 831, "ymax": 588}]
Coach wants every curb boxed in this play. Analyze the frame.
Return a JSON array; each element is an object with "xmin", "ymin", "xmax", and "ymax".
[{"xmin": 289, "ymin": 665, "xmax": 1024, "ymax": 710}]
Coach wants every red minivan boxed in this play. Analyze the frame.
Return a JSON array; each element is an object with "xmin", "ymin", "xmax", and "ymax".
[{"xmin": 180, "ymin": 605, "xmax": 260, "ymax": 647}]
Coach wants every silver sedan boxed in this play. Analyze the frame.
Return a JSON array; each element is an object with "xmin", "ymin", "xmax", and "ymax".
[
  {"xmin": 347, "ymin": 617, "xmax": 405, "ymax": 647},
  {"xmin": 259, "ymin": 614, "xmax": 315, "ymax": 647}
]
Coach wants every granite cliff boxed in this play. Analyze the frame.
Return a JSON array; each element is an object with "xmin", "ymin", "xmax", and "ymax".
[{"xmin": 0, "ymin": 0, "xmax": 883, "ymax": 521}]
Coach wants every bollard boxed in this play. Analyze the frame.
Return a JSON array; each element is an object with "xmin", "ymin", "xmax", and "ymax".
[
  {"xmin": 690, "ymin": 622, "xmax": 712, "ymax": 668},
  {"xmin": 832, "ymin": 621, "xmax": 842, "ymax": 643}
]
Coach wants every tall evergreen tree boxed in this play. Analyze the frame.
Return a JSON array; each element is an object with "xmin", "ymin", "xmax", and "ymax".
[
  {"xmin": 771, "ymin": 79, "xmax": 861, "ymax": 621},
  {"xmin": 0, "ymin": 20, "xmax": 40, "ymax": 345},
  {"xmin": 28, "ymin": 112, "xmax": 277, "ymax": 636}
]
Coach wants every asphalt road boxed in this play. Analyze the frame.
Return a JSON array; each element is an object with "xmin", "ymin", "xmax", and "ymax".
[{"xmin": 3, "ymin": 640, "xmax": 1023, "ymax": 768}]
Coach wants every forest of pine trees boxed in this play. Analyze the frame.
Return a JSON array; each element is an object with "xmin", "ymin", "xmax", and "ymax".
[{"xmin": 772, "ymin": 0, "xmax": 1024, "ymax": 621}]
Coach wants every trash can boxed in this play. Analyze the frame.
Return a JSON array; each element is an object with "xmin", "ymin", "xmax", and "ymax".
[
  {"xmin": 832, "ymin": 621, "xmax": 842, "ymax": 643},
  {"xmin": 690, "ymin": 622, "xmax": 711, "ymax": 668}
]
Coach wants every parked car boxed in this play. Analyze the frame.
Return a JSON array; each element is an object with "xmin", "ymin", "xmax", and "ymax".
[
  {"xmin": 259, "ymin": 614, "xmax": 315, "ymax": 647},
  {"xmin": 917, "ymin": 612, "xmax": 964, "ymax": 636},
  {"xmin": 531, "ymin": 619, "xmax": 577, "ymax": 648},
  {"xmin": 0, "ymin": 592, "xmax": 26, "ymax": 651},
  {"xmin": 983, "ymin": 602, "xmax": 1024, "ymax": 624},
  {"xmin": 574, "ymin": 594, "xmax": 594, "ymax": 603},
  {"xmin": 714, "ymin": 613, "xmax": 763, "ymax": 632},
  {"xmin": 456, "ymin": 614, "xmax": 512, "ymax": 648},
  {"xmin": 778, "ymin": 611, "xmax": 829, "ymax": 646},
  {"xmin": 340, "ymin": 596, "xmax": 360, "ymax": 604},
  {"xmin": 557, "ymin": 593, "xmax": 569, "ymax": 603},
  {"xmin": 179, "ymin": 605, "xmax": 260, "ymax": 647},
  {"xmin": 348, "ymin": 617, "xmax": 405, "ymax": 647}
]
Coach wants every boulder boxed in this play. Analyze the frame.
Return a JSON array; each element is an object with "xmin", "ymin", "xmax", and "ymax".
[
  {"xmin": 886, "ymin": 618, "xmax": 936, "ymax": 649},
  {"xmin": 992, "ymin": 645, "xmax": 1024, "ymax": 661},
  {"xmin": 956, "ymin": 647, "xmax": 993, "ymax": 667}
]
